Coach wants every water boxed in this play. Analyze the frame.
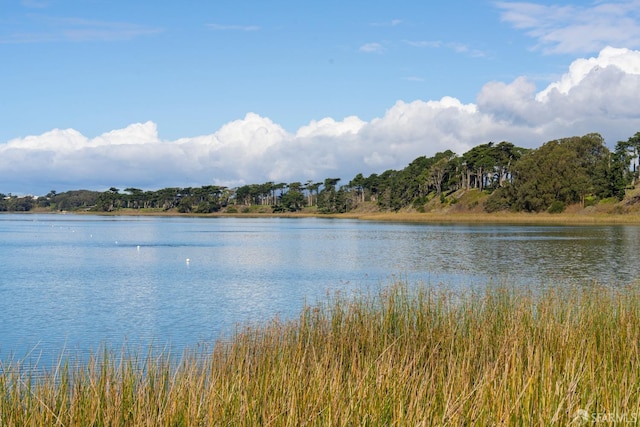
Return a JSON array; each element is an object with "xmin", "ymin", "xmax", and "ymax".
[{"xmin": 1, "ymin": 214, "xmax": 639, "ymax": 363}]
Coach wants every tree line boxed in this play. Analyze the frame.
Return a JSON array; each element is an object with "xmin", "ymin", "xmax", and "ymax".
[{"xmin": 2, "ymin": 131, "xmax": 640, "ymax": 214}]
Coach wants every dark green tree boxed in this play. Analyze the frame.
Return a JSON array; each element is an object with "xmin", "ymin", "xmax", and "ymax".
[
  {"xmin": 280, "ymin": 185, "xmax": 305, "ymax": 211},
  {"xmin": 349, "ymin": 173, "xmax": 366, "ymax": 205},
  {"xmin": 511, "ymin": 134, "xmax": 610, "ymax": 212},
  {"xmin": 318, "ymin": 178, "xmax": 344, "ymax": 213}
]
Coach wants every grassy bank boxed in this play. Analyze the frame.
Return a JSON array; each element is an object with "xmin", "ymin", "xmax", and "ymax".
[
  {"xmin": 2, "ymin": 282, "xmax": 640, "ymax": 425},
  {"xmin": 342, "ymin": 210, "xmax": 640, "ymax": 225}
]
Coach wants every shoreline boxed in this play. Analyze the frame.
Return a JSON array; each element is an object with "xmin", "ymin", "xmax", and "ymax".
[{"xmin": 14, "ymin": 207, "xmax": 640, "ymax": 225}]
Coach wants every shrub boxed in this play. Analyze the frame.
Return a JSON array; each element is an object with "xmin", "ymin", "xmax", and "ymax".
[{"xmin": 547, "ymin": 200, "xmax": 566, "ymax": 213}]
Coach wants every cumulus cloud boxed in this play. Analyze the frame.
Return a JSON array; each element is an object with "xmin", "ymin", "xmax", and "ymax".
[
  {"xmin": 2, "ymin": 46, "xmax": 640, "ymax": 195},
  {"xmin": 496, "ymin": 0, "xmax": 640, "ymax": 54},
  {"xmin": 477, "ymin": 45, "xmax": 640, "ymax": 139},
  {"xmin": 537, "ymin": 46, "xmax": 640, "ymax": 99},
  {"xmin": 476, "ymin": 46, "xmax": 640, "ymax": 133}
]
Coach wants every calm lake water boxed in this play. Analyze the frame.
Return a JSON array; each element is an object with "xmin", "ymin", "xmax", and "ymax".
[{"xmin": 1, "ymin": 214, "xmax": 639, "ymax": 363}]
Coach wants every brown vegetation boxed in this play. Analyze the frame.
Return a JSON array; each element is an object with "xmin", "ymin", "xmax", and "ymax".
[{"xmin": 2, "ymin": 282, "xmax": 640, "ymax": 425}]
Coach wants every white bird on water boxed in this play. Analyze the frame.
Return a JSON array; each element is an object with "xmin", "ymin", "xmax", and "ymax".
[{"xmin": 186, "ymin": 258, "xmax": 190, "ymax": 265}]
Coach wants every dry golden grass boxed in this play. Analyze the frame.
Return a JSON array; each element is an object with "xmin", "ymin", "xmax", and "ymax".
[
  {"xmin": 2, "ymin": 282, "xmax": 640, "ymax": 425},
  {"xmin": 342, "ymin": 210, "xmax": 640, "ymax": 225}
]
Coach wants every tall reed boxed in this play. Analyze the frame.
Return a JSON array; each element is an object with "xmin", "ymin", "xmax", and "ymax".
[{"xmin": 1, "ymin": 282, "xmax": 639, "ymax": 425}]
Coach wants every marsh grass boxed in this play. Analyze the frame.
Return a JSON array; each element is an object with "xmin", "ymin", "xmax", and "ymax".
[
  {"xmin": 346, "ymin": 210, "xmax": 640, "ymax": 225},
  {"xmin": 2, "ymin": 282, "xmax": 640, "ymax": 425}
]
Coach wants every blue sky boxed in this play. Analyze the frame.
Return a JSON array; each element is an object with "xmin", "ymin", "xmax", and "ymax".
[{"xmin": 2, "ymin": 0, "xmax": 640, "ymax": 194}]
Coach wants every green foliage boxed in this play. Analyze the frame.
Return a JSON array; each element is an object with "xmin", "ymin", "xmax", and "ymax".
[
  {"xmin": 0, "ymin": 195, "xmax": 35, "ymax": 211},
  {"xmin": 95, "ymin": 189, "xmax": 122, "ymax": 211},
  {"xmin": 583, "ymin": 195, "xmax": 598, "ymax": 207},
  {"xmin": 462, "ymin": 142, "xmax": 496, "ymax": 190},
  {"xmin": 280, "ymin": 190, "xmax": 305, "ymax": 211},
  {"xmin": 195, "ymin": 201, "xmax": 216, "ymax": 213},
  {"xmin": 608, "ymin": 135, "xmax": 640, "ymax": 200},
  {"xmin": 484, "ymin": 185, "xmax": 517, "ymax": 212},
  {"xmin": 412, "ymin": 196, "xmax": 427, "ymax": 210},
  {"xmin": 547, "ymin": 200, "xmax": 566, "ymax": 213},
  {"xmin": 460, "ymin": 142, "xmax": 526, "ymax": 192},
  {"xmin": 177, "ymin": 196, "xmax": 195, "ymax": 213},
  {"xmin": 511, "ymin": 133, "xmax": 611, "ymax": 212},
  {"xmin": 47, "ymin": 190, "xmax": 100, "ymax": 210},
  {"xmin": 318, "ymin": 178, "xmax": 348, "ymax": 213}
]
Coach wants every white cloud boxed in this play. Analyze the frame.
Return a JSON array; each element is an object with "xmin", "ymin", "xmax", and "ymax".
[
  {"xmin": 2, "ymin": 46, "xmax": 640, "ymax": 195},
  {"xmin": 477, "ymin": 76, "xmax": 543, "ymax": 125},
  {"xmin": 6, "ymin": 121, "xmax": 161, "ymax": 152},
  {"xmin": 478, "ymin": 46, "xmax": 640, "ymax": 138},
  {"xmin": 359, "ymin": 98, "xmax": 482, "ymax": 166},
  {"xmin": 496, "ymin": 0, "xmax": 640, "ymax": 54},
  {"xmin": 91, "ymin": 121, "xmax": 161, "ymax": 147},
  {"xmin": 6, "ymin": 128, "xmax": 87, "ymax": 152},
  {"xmin": 537, "ymin": 46, "xmax": 640, "ymax": 100},
  {"xmin": 360, "ymin": 42, "xmax": 385, "ymax": 53},
  {"xmin": 296, "ymin": 116, "xmax": 365, "ymax": 138}
]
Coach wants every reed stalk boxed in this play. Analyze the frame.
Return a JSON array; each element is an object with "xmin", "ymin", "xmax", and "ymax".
[{"xmin": 1, "ymin": 282, "xmax": 639, "ymax": 425}]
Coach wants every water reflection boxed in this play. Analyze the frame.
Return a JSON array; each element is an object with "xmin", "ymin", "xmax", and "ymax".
[{"xmin": 1, "ymin": 215, "xmax": 640, "ymax": 363}]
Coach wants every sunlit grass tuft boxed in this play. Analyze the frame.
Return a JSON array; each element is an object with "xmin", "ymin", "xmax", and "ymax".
[{"xmin": 2, "ymin": 282, "xmax": 640, "ymax": 425}]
